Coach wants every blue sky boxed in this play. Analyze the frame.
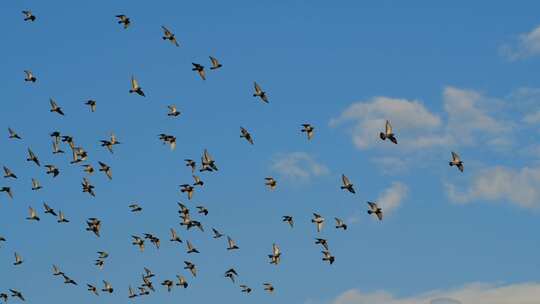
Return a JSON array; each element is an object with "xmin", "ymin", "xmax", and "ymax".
[{"xmin": 1, "ymin": 1, "xmax": 540, "ymax": 303}]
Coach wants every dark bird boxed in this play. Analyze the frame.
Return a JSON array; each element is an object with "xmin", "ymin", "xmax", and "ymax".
[
  {"xmin": 82, "ymin": 164, "xmax": 94, "ymax": 175},
  {"xmin": 62, "ymin": 274, "xmax": 77, "ymax": 285},
  {"xmin": 263, "ymin": 283, "xmax": 275, "ymax": 293},
  {"xmin": 192, "ymin": 175, "xmax": 204, "ymax": 187},
  {"xmin": 311, "ymin": 213, "xmax": 324, "ymax": 233},
  {"xmin": 184, "ymin": 261, "xmax": 197, "ymax": 277},
  {"xmin": 209, "ymin": 56, "xmax": 222, "ymax": 70},
  {"xmin": 265, "ymin": 177, "xmax": 277, "ymax": 190},
  {"xmin": 116, "ymin": 15, "xmax": 130, "ymax": 29},
  {"xmin": 176, "ymin": 275, "xmax": 188, "ymax": 288},
  {"xmin": 240, "ymin": 127, "xmax": 254, "ymax": 145},
  {"xmin": 131, "ymin": 235, "xmax": 145, "ymax": 252},
  {"xmin": 24, "ymin": 70, "xmax": 36, "ymax": 82},
  {"xmin": 282, "ymin": 215, "xmax": 294, "ymax": 228},
  {"xmin": 0, "ymin": 187, "xmax": 13, "ymax": 199},
  {"xmin": 196, "ymin": 206, "xmax": 208, "ymax": 216},
  {"xmin": 9, "ymin": 289, "xmax": 25, "ymax": 301},
  {"xmin": 200, "ymin": 149, "xmax": 218, "ymax": 171},
  {"xmin": 85, "ymin": 100, "xmax": 96, "ymax": 112},
  {"xmin": 340, "ymin": 174, "xmax": 355, "ymax": 194},
  {"xmin": 101, "ymin": 281, "xmax": 113, "ymax": 293},
  {"xmin": 180, "ymin": 184, "xmax": 194, "ymax": 200},
  {"xmin": 186, "ymin": 240, "xmax": 199, "ymax": 254},
  {"xmin": 27, "ymin": 148, "xmax": 40, "ymax": 166},
  {"xmin": 82, "ymin": 177, "xmax": 95, "ymax": 196},
  {"xmin": 253, "ymin": 82, "xmax": 268, "ymax": 103},
  {"xmin": 98, "ymin": 161, "xmax": 112, "ymax": 180},
  {"xmin": 335, "ymin": 217, "xmax": 347, "ymax": 230},
  {"xmin": 87, "ymin": 284, "xmax": 99, "ymax": 296},
  {"xmin": 45, "ymin": 165, "xmax": 59, "ymax": 177},
  {"xmin": 301, "ymin": 124, "xmax": 315, "ymax": 140},
  {"xmin": 3, "ymin": 166, "xmax": 17, "ymax": 179},
  {"xmin": 315, "ymin": 238, "xmax": 329, "ymax": 251},
  {"xmin": 191, "ymin": 63, "xmax": 206, "ymax": 80},
  {"xmin": 49, "ymin": 98, "xmax": 65, "ymax": 116},
  {"xmin": 8, "ymin": 127, "xmax": 22, "ymax": 139},
  {"xmin": 224, "ymin": 268, "xmax": 238, "ymax": 283},
  {"xmin": 367, "ymin": 201, "xmax": 383, "ymax": 221},
  {"xmin": 379, "ymin": 120, "xmax": 397, "ymax": 144},
  {"xmin": 43, "ymin": 202, "xmax": 57, "ymax": 217},
  {"xmin": 322, "ymin": 250, "xmax": 335, "ymax": 264},
  {"xmin": 129, "ymin": 76, "xmax": 145, "ymax": 96},
  {"xmin": 212, "ymin": 228, "xmax": 224, "ymax": 239},
  {"xmin": 86, "ymin": 218, "xmax": 101, "ymax": 237},
  {"xmin": 52, "ymin": 265, "xmax": 63, "ymax": 276},
  {"xmin": 162, "ymin": 26, "xmax": 180, "ymax": 47},
  {"xmin": 449, "ymin": 151, "xmax": 464, "ymax": 172},
  {"xmin": 129, "ymin": 204, "xmax": 142, "ymax": 212},
  {"xmin": 161, "ymin": 280, "xmax": 174, "ymax": 292},
  {"xmin": 158, "ymin": 133, "xmax": 176, "ymax": 150},
  {"xmin": 184, "ymin": 159, "xmax": 196, "ymax": 173},
  {"xmin": 22, "ymin": 10, "xmax": 36, "ymax": 21},
  {"xmin": 240, "ymin": 285, "xmax": 252, "ymax": 293},
  {"xmin": 167, "ymin": 105, "xmax": 181, "ymax": 117}
]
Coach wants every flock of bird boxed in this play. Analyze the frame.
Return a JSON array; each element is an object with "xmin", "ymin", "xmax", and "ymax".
[{"xmin": 0, "ymin": 9, "xmax": 467, "ymax": 302}]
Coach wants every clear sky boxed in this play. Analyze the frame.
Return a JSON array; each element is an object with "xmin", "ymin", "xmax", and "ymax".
[{"xmin": 1, "ymin": 1, "xmax": 540, "ymax": 304}]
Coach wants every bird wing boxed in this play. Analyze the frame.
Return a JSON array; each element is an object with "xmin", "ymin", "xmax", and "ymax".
[
  {"xmin": 385, "ymin": 120, "xmax": 393, "ymax": 135},
  {"xmin": 131, "ymin": 76, "xmax": 139, "ymax": 89},
  {"xmin": 342, "ymin": 174, "xmax": 350, "ymax": 186}
]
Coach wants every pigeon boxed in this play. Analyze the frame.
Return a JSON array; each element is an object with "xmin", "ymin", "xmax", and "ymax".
[
  {"xmin": 3, "ymin": 166, "xmax": 17, "ymax": 179},
  {"xmin": 162, "ymin": 26, "xmax": 180, "ymax": 47},
  {"xmin": 200, "ymin": 149, "xmax": 218, "ymax": 172},
  {"xmin": 212, "ymin": 228, "xmax": 224, "ymax": 239},
  {"xmin": 340, "ymin": 174, "xmax": 355, "ymax": 194},
  {"xmin": 311, "ymin": 213, "xmax": 324, "ymax": 232},
  {"xmin": 170, "ymin": 228, "xmax": 182, "ymax": 243},
  {"xmin": 379, "ymin": 120, "xmax": 397, "ymax": 144},
  {"xmin": 84, "ymin": 100, "xmax": 96, "ymax": 112},
  {"xmin": 335, "ymin": 217, "xmax": 347, "ymax": 230},
  {"xmin": 0, "ymin": 187, "xmax": 13, "ymax": 199},
  {"xmin": 186, "ymin": 240, "xmax": 199, "ymax": 254},
  {"xmin": 26, "ymin": 149, "xmax": 40, "ymax": 166},
  {"xmin": 184, "ymin": 159, "xmax": 196, "ymax": 173},
  {"xmin": 301, "ymin": 124, "xmax": 315, "ymax": 140},
  {"xmin": 8, "ymin": 128, "xmax": 22, "ymax": 139},
  {"xmin": 9, "ymin": 289, "xmax": 25, "ymax": 301},
  {"xmin": 253, "ymin": 82, "xmax": 268, "ymax": 103},
  {"xmin": 45, "ymin": 165, "xmax": 59, "ymax": 177},
  {"xmin": 87, "ymin": 284, "xmax": 99, "ymax": 296},
  {"xmin": 26, "ymin": 207, "xmax": 40, "ymax": 221},
  {"xmin": 265, "ymin": 177, "xmax": 277, "ymax": 190},
  {"xmin": 82, "ymin": 164, "xmax": 94, "ymax": 175},
  {"xmin": 131, "ymin": 235, "xmax": 145, "ymax": 252},
  {"xmin": 24, "ymin": 70, "xmax": 37, "ymax": 82},
  {"xmin": 227, "ymin": 236, "xmax": 239, "ymax": 250},
  {"xmin": 43, "ymin": 203, "xmax": 57, "ymax": 217},
  {"xmin": 167, "ymin": 105, "xmax": 181, "ymax": 117},
  {"xmin": 158, "ymin": 133, "xmax": 176, "ymax": 150},
  {"xmin": 82, "ymin": 177, "xmax": 95, "ymax": 196},
  {"xmin": 449, "ymin": 151, "xmax": 464, "ymax": 172},
  {"xmin": 22, "ymin": 10, "xmax": 36, "ymax": 22},
  {"xmin": 180, "ymin": 184, "xmax": 194, "ymax": 200},
  {"xmin": 315, "ymin": 238, "xmax": 329, "ymax": 251},
  {"xmin": 143, "ymin": 267, "xmax": 155, "ymax": 279},
  {"xmin": 142, "ymin": 275, "xmax": 155, "ymax": 292},
  {"xmin": 95, "ymin": 259, "xmax": 105, "ymax": 269},
  {"xmin": 52, "ymin": 265, "xmax": 64, "ymax": 276},
  {"xmin": 282, "ymin": 215, "xmax": 294, "ymax": 228},
  {"xmin": 322, "ymin": 250, "xmax": 335, "ymax": 264},
  {"xmin": 191, "ymin": 63, "xmax": 206, "ymax": 80},
  {"xmin": 240, "ymin": 127, "xmax": 254, "ymax": 145},
  {"xmin": 184, "ymin": 261, "xmax": 197, "ymax": 277},
  {"xmin": 240, "ymin": 285, "xmax": 252, "ymax": 293},
  {"xmin": 97, "ymin": 251, "xmax": 109, "ymax": 259},
  {"xmin": 57, "ymin": 211, "xmax": 69, "ymax": 223},
  {"xmin": 127, "ymin": 286, "xmax": 137, "ymax": 298},
  {"xmin": 115, "ymin": 15, "xmax": 130, "ymax": 29},
  {"xmin": 196, "ymin": 206, "xmax": 208, "ymax": 216},
  {"xmin": 224, "ymin": 268, "xmax": 238, "ymax": 283},
  {"xmin": 161, "ymin": 280, "xmax": 174, "ymax": 292},
  {"xmin": 209, "ymin": 56, "xmax": 222, "ymax": 70},
  {"xmin": 49, "ymin": 98, "xmax": 65, "ymax": 116},
  {"xmin": 268, "ymin": 243, "xmax": 281, "ymax": 265},
  {"xmin": 176, "ymin": 275, "xmax": 188, "ymax": 288},
  {"xmin": 129, "ymin": 204, "xmax": 142, "ymax": 212},
  {"xmin": 129, "ymin": 76, "xmax": 145, "ymax": 96},
  {"xmin": 31, "ymin": 178, "xmax": 42, "ymax": 191},
  {"xmin": 13, "ymin": 252, "xmax": 23, "ymax": 265},
  {"xmin": 86, "ymin": 218, "xmax": 101, "ymax": 237},
  {"xmin": 263, "ymin": 283, "xmax": 275, "ymax": 293},
  {"xmin": 367, "ymin": 201, "xmax": 383, "ymax": 221},
  {"xmin": 62, "ymin": 274, "xmax": 77, "ymax": 285},
  {"xmin": 137, "ymin": 286, "xmax": 149, "ymax": 296},
  {"xmin": 98, "ymin": 161, "xmax": 112, "ymax": 180},
  {"xmin": 52, "ymin": 141, "xmax": 64, "ymax": 154},
  {"xmin": 102, "ymin": 281, "xmax": 113, "ymax": 293},
  {"xmin": 192, "ymin": 175, "xmax": 204, "ymax": 187}
]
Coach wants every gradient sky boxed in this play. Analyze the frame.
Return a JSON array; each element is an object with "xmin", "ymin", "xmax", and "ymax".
[{"xmin": 1, "ymin": 1, "xmax": 540, "ymax": 304}]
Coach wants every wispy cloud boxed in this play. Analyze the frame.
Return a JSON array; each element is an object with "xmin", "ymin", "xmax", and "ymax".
[
  {"xmin": 445, "ymin": 166, "xmax": 540, "ymax": 209},
  {"xmin": 501, "ymin": 24, "xmax": 540, "ymax": 60},
  {"xmin": 271, "ymin": 152, "xmax": 329, "ymax": 182},
  {"xmin": 331, "ymin": 282, "xmax": 540, "ymax": 304},
  {"xmin": 376, "ymin": 182, "xmax": 408, "ymax": 214}
]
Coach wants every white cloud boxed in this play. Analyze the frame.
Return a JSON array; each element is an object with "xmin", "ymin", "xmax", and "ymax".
[
  {"xmin": 271, "ymin": 152, "xmax": 329, "ymax": 181},
  {"xmin": 501, "ymin": 25, "xmax": 540, "ymax": 60},
  {"xmin": 331, "ymin": 282, "xmax": 540, "ymax": 304},
  {"xmin": 445, "ymin": 166, "xmax": 540, "ymax": 209},
  {"xmin": 370, "ymin": 157, "xmax": 410, "ymax": 175},
  {"xmin": 330, "ymin": 96, "xmax": 443, "ymax": 149},
  {"xmin": 377, "ymin": 182, "xmax": 408, "ymax": 214}
]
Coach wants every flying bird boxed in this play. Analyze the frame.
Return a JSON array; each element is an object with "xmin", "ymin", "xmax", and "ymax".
[
  {"xmin": 192, "ymin": 175, "xmax": 204, "ymax": 187},
  {"xmin": 191, "ymin": 63, "xmax": 206, "ymax": 80},
  {"xmin": 253, "ymin": 82, "xmax": 268, "ymax": 103},
  {"xmin": 98, "ymin": 161, "xmax": 112, "ymax": 180},
  {"xmin": 268, "ymin": 243, "xmax": 281, "ymax": 265},
  {"xmin": 184, "ymin": 159, "xmax": 196, "ymax": 173},
  {"xmin": 200, "ymin": 149, "xmax": 218, "ymax": 171},
  {"xmin": 3, "ymin": 166, "xmax": 17, "ymax": 179},
  {"xmin": 379, "ymin": 120, "xmax": 397, "ymax": 144},
  {"xmin": 335, "ymin": 217, "xmax": 347, "ymax": 230},
  {"xmin": 180, "ymin": 184, "xmax": 194, "ymax": 200},
  {"xmin": 86, "ymin": 218, "xmax": 101, "ymax": 237},
  {"xmin": 315, "ymin": 238, "xmax": 329, "ymax": 251},
  {"xmin": 0, "ymin": 187, "xmax": 13, "ymax": 199},
  {"xmin": 196, "ymin": 206, "xmax": 208, "ymax": 216},
  {"xmin": 226, "ymin": 236, "xmax": 239, "ymax": 250},
  {"xmin": 129, "ymin": 76, "xmax": 145, "ymax": 96},
  {"xmin": 170, "ymin": 228, "xmax": 182, "ymax": 243},
  {"xmin": 301, "ymin": 124, "xmax": 315, "ymax": 140},
  {"xmin": 167, "ymin": 105, "xmax": 181, "ymax": 117},
  {"xmin": 45, "ymin": 165, "xmax": 59, "ymax": 177},
  {"xmin": 240, "ymin": 127, "xmax": 254, "ymax": 145},
  {"xmin": 176, "ymin": 275, "xmax": 188, "ymax": 288},
  {"xmin": 240, "ymin": 285, "xmax": 252, "ymax": 293},
  {"xmin": 212, "ymin": 228, "xmax": 224, "ymax": 239},
  {"xmin": 9, "ymin": 289, "xmax": 25, "ymax": 301},
  {"xmin": 27, "ymin": 148, "xmax": 41, "ymax": 166},
  {"xmin": 84, "ymin": 100, "xmax": 96, "ymax": 112},
  {"xmin": 224, "ymin": 268, "xmax": 238, "ymax": 283},
  {"xmin": 186, "ymin": 240, "xmax": 199, "ymax": 254},
  {"xmin": 22, "ymin": 10, "xmax": 36, "ymax": 21},
  {"xmin": 209, "ymin": 56, "xmax": 222, "ymax": 70},
  {"xmin": 449, "ymin": 151, "xmax": 464, "ymax": 172},
  {"xmin": 43, "ymin": 203, "xmax": 57, "ymax": 217},
  {"xmin": 161, "ymin": 280, "xmax": 174, "ymax": 292},
  {"xmin": 131, "ymin": 235, "xmax": 145, "ymax": 252},
  {"xmin": 52, "ymin": 141, "xmax": 64, "ymax": 154},
  {"xmin": 49, "ymin": 98, "xmax": 65, "ymax": 116},
  {"xmin": 282, "ymin": 215, "xmax": 294, "ymax": 228},
  {"xmin": 26, "ymin": 207, "xmax": 40, "ymax": 221},
  {"xmin": 13, "ymin": 252, "xmax": 23, "ymax": 265},
  {"xmin": 340, "ymin": 174, "xmax": 355, "ymax": 194},
  {"xmin": 184, "ymin": 261, "xmax": 197, "ymax": 277},
  {"xmin": 82, "ymin": 164, "xmax": 94, "ymax": 175},
  {"xmin": 8, "ymin": 128, "xmax": 22, "ymax": 139},
  {"xmin": 162, "ymin": 26, "xmax": 180, "ymax": 46},
  {"xmin": 367, "ymin": 201, "xmax": 383, "ymax": 221},
  {"xmin": 57, "ymin": 211, "xmax": 69, "ymax": 223},
  {"xmin": 322, "ymin": 250, "xmax": 335, "ymax": 264},
  {"xmin": 263, "ymin": 283, "xmax": 275, "ymax": 293},
  {"xmin": 87, "ymin": 284, "xmax": 99, "ymax": 296},
  {"xmin": 265, "ymin": 177, "xmax": 277, "ymax": 190},
  {"xmin": 82, "ymin": 177, "xmax": 95, "ymax": 196},
  {"xmin": 24, "ymin": 70, "xmax": 36, "ymax": 82},
  {"xmin": 115, "ymin": 15, "xmax": 130, "ymax": 29},
  {"xmin": 311, "ymin": 213, "xmax": 324, "ymax": 232},
  {"xmin": 129, "ymin": 204, "xmax": 142, "ymax": 212},
  {"xmin": 102, "ymin": 281, "xmax": 113, "ymax": 293}
]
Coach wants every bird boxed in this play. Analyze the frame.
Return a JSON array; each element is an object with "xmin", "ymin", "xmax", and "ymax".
[
  {"xmin": 129, "ymin": 76, "xmax": 145, "ymax": 96},
  {"xmin": 45, "ymin": 165, "xmax": 59, "ymax": 177},
  {"xmin": 379, "ymin": 120, "xmax": 397, "ymax": 144},
  {"xmin": 115, "ymin": 15, "xmax": 130, "ymax": 29},
  {"xmin": 170, "ymin": 228, "xmax": 182, "ymax": 243},
  {"xmin": 161, "ymin": 280, "xmax": 174, "ymax": 292},
  {"xmin": 315, "ymin": 238, "xmax": 329, "ymax": 251},
  {"xmin": 176, "ymin": 275, "xmax": 188, "ymax": 288},
  {"xmin": 82, "ymin": 177, "xmax": 96, "ymax": 196},
  {"xmin": 57, "ymin": 211, "xmax": 69, "ymax": 223},
  {"xmin": 143, "ymin": 267, "xmax": 155, "ymax": 279},
  {"xmin": 98, "ymin": 161, "xmax": 112, "ymax": 180},
  {"xmin": 0, "ymin": 187, "xmax": 13, "ymax": 199},
  {"xmin": 131, "ymin": 235, "xmax": 145, "ymax": 252},
  {"xmin": 212, "ymin": 228, "xmax": 224, "ymax": 239},
  {"xmin": 52, "ymin": 265, "xmax": 63, "ymax": 276},
  {"xmin": 87, "ymin": 284, "xmax": 99, "ymax": 296},
  {"xmin": 367, "ymin": 201, "xmax": 383, "ymax": 221},
  {"xmin": 52, "ymin": 141, "xmax": 64, "ymax": 154},
  {"xmin": 209, "ymin": 56, "xmax": 222, "ymax": 70},
  {"xmin": 3, "ymin": 166, "xmax": 17, "ymax": 179},
  {"xmin": 311, "ymin": 213, "xmax": 324, "ymax": 232},
  {"xmin": 137, "ymin": 286, "xmax": 149, "ymax": 296},
  {"xmin": 180, "ymin": 184, "xmax": 194, "ymax": 200},
  {"xmin": 62, "ymin": 274, "xmax": 77, "ymax": 285},
  {"xmin": 86, "ymin": 218, "xmax": 101, "ymax": 237},
  {"xmin": 224, "ymin": 268, "xmax": 238, "ymax": 283},
  {"xmin": 186, "ymin": 240, "xmax": 199, "ymax": 254},
  {"xmin": 43, "ymin": 203, "xmax": 57, "ymax": 217},
  {"xmin": 177, "ymin": 202, "xmax": 190, "ymax": 215},
  {"xmin": 61, "ymin": 135, "xmax": 75, "ymax": 149},
  {"xmin": 97, "ymin": 251, "xmax": 109, "ymax": 259},
  {"xmin": 162, "ymin": 26, "xmax": 180, "ymax": 46},
  {"xmin": 13, "ymin": 252, "xmax": 23, "ymax": 265},
  {"xmin": 240, "ymin": 127, "xmax": 254, "ymax": 144},
  {"xmin": 263, "ymin": 283, "xmax": 275, "ymax": 293},
  {"xmin": 158, "ymin": 133, "xmax": 176, "ymax": 150},
  {"xmin": 301, "ymin": 124, "xmax": 315, "ymax": 140},
  {"xmin": 227, "ymin": 236, "xmax": 239, "ymax": 250},
  {"xmin": 49, "ymin": 98, "xmax": 65, "ymax": 115},
  {"xmin": 127, "ymin": 286, "xmax": 137, "ymax": 298},
  {"xmin": 200, "ymin": 149, "xmax": 218, "ymax": 171},
  {"xmin": 184, "ymin": 159, "xmax": 196, "ymax": 173},
  {"xmin": 129, "ymin": 204, "xmax": 142, "ymax": 212},
  {"xmin": 184, "ymin": 261, "xmax": 197, "ymax": 277},
  {"xmin": 8, "ymin": 127, "xmax": 22, "ymax": 139},
  {"xmin": 340, "ymin": 174, "xmax": 355, "ymax": 194},
  {"xmin": 27, "ymin": 148, "xmax": 41, "ymax": 166},
  {"xmin": 268, "ymin": 243, "xmax": 281, "ymax": 265},
  {"xmin": 240, "ymin": 285, "xmax": 252, "ymax": 293},
  {"xmin": 167, "ymin": 105, "xmax": 181, "ymax": 117},
  {"xmin": 191, "ymin": 63, "xmax": 206, "ymax": 80},
  {"xmin": 26, "ymin": 207, "xmax": 40, "ymax": 221},
  {"xmin": 9, "ymin": 289, "xmax": 25, "ymax": 301},
  {"xmin": 50, "ymin": 131, "xmax": 61, "ymax": 145},
  {"xmin": 196, "ymin": 206, "xmax": 208, "ymax": 216},
  {"xmin": 102, "ymin": 281, "xmax": 114, "ymax": 293},
  {"xmin": 335, "ymin": 217, "xmax": 347, "ymax": 230},
  {"xmin": 449, "ymin": 151, "xmax": 464, "ymax": 172},
  {"xmin": 22, "ymin": 10, "xmax": 36, "ymax": 22},
  {"xmin": 265, "ymin": 177, "xmax": 277, "ymax": 190},
  {"xmin": 84, "ymin": 100, "xmax": 96, "ymax": 112},
  {"xmin": 0, "ymin": 293, "xmax": 7, "ymax": 303},
  {"xmin": 282, "ymin": 215, "xmax": 294, "ymax": 228},
  {"xmin": 82, "ymin": 164, "xmax": 94, "ymax": 175},
  {"xmin": 192, "ymin": 175, "xmax": 204, "ymax": 187},
  {"xmin": 322, "ymin": 250, "xmax": 335, "ymax": 264},
  {"xmin": 95, "ymin": 259, "xmax": 105, "ymax": 269},
  {"xmin": 253, "ymin": 82, "xmax": 268, "ymax": 103},
  {"xmin": 142, "ymin": 275, "xmax": 155, "ymax": 292},
  {"xmin": 24, "ymin": 70, "xmax": 36, "ymax": 82}
]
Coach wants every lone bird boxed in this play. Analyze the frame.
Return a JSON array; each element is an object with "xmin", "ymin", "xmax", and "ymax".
[
  {"xmin": 301, "ymin": 124, "xmax": 314, "ymax": 140},
  {"xmin": 8, "ymin": 128, "xmax": 22, "ymax": 139},
  {"xmin": 367, "ymin": 201, "xmax": 383, "ymax": 221},
  {"xmin": 265, "ymin": 177, "xmax": 277, "ymax": 190},
  {"xmin": 24, "ymin": 70, "xmax": 36, "ymax": 82},
  {"xmin": 379, "ymin": 120, "xmax": 397, "ymax": 144},
  {"xmin": 240, "ymin": 127, "xmax": 254, "ymax": 145},
  {"xmin": 85, "ymin": 100, "xmax": 96, "ymax": 112},
  {"xmin": 115, "ymin": 15, "xmax": 130, "ymax": 29},
  {"xmin": 449, "ymin": 151, "xmax": 464, "ymax": 172},
  {"xmin": 50, "ymin": 98, "xmax": 65, "ymax": 116},
  {"xmin": 167, "ymin": 105, "xmax": 181, "ymax": 117},
  {"xmin": 282, "ymin": 215, "xmax": 294, "ymax": 228},
  {"xmin": 129, "ymin": 76, "xmax": 145, "ymax": 97},
  {"xmin": 253, "ymin": 82, "xmax": 268, "ymax": 103},
  {"xmin": 22, "ymin": 10, "xmax": 36, "ymax": 21},
  {"xmin": 162, "ymin": 26, "xmax": 180, "ymax": 46},
  {"xmin": 340, "ymin": 174, "xmax": 355, "ymax": 194}
]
